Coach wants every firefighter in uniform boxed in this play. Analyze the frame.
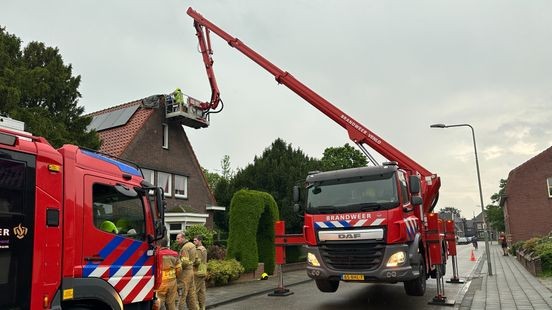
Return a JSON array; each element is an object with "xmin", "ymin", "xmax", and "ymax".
[
  {"xmin": 157, "ymin": 236, "xmax": 181, "ymax": 310},
  {"xmin": 176, "ymin": 232, "xmax": 199, "ymax": 310},
  {"xmin": 193, "ymin": 235, "xmax": 208, "ymax": 310}
]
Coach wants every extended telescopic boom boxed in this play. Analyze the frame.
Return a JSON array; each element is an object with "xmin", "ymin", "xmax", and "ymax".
[{"xmin": 187, "ymin": 7, "xmax": 440, "ymax": 212}]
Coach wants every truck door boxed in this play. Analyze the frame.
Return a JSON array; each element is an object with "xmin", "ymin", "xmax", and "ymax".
[
  {"xmin": 0, "ymin": 150, "xmax": 35, "ymax": 309},
  {"xmin": 82, "ymin": 176, "xmax": 154, "ymax": 304}
]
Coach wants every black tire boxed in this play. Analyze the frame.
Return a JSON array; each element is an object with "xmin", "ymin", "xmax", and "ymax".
[
  {"xmin": 404, "ymin": 253, "xmax": 426, "ymax": 296},
  {"xmin": 315, "ymin": 279, "xmax": 339, "ymax": 293}
]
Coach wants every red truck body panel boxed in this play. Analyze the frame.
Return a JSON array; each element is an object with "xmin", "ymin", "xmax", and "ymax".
[{"xmin": 0, "ymin": 128, "xmax": 158, "ymax": 309}]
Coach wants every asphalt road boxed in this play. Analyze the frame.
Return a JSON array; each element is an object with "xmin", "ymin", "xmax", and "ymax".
[{"xmin": 213, "ymin": 244, "xmax": 481, "ymax": 310}]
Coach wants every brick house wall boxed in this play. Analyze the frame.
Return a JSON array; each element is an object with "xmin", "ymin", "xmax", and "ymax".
[
  {"xmin": 122, "ymin": 106, "xmax": 216, "ymax": 227},
  {"xmin": 502, "ymin": 146, "xmax": 552, "ymax": 243},
  {"xmin": 89, "ymin": 97, "xmax": 218, "ymax": 229}
]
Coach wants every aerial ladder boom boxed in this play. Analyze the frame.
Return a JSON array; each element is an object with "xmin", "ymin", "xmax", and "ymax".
[{"xmin": 187, "ymin": 7, "xmax": 440, "ymax": 212}]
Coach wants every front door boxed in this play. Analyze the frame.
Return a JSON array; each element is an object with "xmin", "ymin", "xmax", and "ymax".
[
  {"xmin": 0, "ymin": 150, "xmax": 35, "ymax": 309},
  {"xmin": 81, "ymin": 176, "xmax": 154, "ymax": 304}
]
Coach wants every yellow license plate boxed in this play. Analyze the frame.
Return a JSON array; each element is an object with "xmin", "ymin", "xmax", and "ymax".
[{"xmin": 341, "ymin": 274, "xmax": 364, "ymax": 281}]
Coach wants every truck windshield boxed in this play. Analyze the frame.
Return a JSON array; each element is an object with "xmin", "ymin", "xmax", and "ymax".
[{"xmin": 306, "ymin": 174, "xmax": 398, "ymax": 214}]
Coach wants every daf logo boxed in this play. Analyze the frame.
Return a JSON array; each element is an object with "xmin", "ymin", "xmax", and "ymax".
[{"xmin": 338, "ymin": 233, "xmax": 361, "ymax": 239}]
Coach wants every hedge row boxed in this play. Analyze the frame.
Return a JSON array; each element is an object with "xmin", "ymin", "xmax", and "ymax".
[
  {"xmin": 206, "ymin": 259, "xmax": 245, "ymax": 286},
  {"xmin": 226, "ymin": 189, "xmax": 279, "ymax": 274},
  {"xmin": 511, "ymin": 234, "xmax": 552, "ymax": 276}
]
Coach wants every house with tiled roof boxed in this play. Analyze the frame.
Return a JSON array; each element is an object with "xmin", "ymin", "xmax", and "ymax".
[
  {"xmin": 88, "ymin": 93, "xmax": 223, "ymax": 240},
  {"xmin": 500, "ymin": 146, "xmax": 552, "ymax": 243}
]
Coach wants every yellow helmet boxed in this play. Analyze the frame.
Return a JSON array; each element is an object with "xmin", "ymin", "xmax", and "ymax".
[{"xmin": 100, "ymin": 220, "xmax": 118, "ymax": 234}]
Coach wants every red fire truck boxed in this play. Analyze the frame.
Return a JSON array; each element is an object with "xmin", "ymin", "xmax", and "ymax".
[
  {"xmin": 186, "ymin": 8, "xmax": 451, "ymax": 297},
  {"xmin": 0, "ymin": 117, "xmax": 166, "ymax": 309}
]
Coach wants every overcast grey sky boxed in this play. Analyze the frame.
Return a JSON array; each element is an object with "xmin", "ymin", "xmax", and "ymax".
[{"xmin": 2, "ymin": 1, "xmax": 551, "ymax": 218}]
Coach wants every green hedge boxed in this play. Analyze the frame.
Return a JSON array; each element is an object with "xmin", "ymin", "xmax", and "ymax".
[
  {"xmin": 226, "ymin": 189, "xmax": 279, "ymax": 274},
  {"xmin": 516, "ymin": 233, "xmax": 552, "ymax": 276},
  {"xmin": 185, "ymin": 224, "xmax": 215, "ymax": 246},
  {"xmin": 206, "ymin": 259, "xmax": 245, "ymax": 286}
]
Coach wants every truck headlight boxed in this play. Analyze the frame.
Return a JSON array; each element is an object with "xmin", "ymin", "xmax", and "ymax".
[
  {"xmin": 386, "ymin": 251, "xmax": 406, "ymax": 267},
  {"xmin": 307, "ymin": 252, "xmax": 321, "ymax": 267}
]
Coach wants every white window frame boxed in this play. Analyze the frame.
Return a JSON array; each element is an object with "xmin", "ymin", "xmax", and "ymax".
[
  {"xmin": 162, "ymin": 123, "xmax": 169, "ymax": 149},
  {"xmin": 174, "ymin": 175, "xmax": 188, "ymax": 199},
  {"xmin": 141, "ymin": 168, "xmax": 155, "ymax": 184},
  {"xmin": 547, "ymin": 177, "xmax": 552, "ymax": 198},
  {"xmin": 158, "ymin": 172, "xmax": 172, "ymax": 197}
]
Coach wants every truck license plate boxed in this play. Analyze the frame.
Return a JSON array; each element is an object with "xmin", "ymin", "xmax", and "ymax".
[{"xmin": 341, "ymin": 274, "xmax": 364, "ymax": 281}]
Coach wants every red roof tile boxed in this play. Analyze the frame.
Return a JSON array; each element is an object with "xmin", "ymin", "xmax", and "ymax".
[{"xmin": 89, "ymin": 100, "xmax": 155, "ymax": 157}]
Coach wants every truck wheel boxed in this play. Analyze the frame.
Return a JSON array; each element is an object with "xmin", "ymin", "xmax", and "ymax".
[
  {"xmin": 403, "ymin": 254, "xmax": 426, "ymax": 296},
  {"xmin": 315, "ymin": 279, "xmax": 339, "ymax": 292}
]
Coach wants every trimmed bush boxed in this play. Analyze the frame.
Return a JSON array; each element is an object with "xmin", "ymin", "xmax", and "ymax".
[
  {"xmin": 185, "ymin": 224, "xmax": 215, "ymax": 246},
  {"xmin": 226, "ymin": 189, "xmax": 279, "ymax": 274},
  {"xmin": 535, "ymin": 241, "xmax": 552, "ymax": 276},
  {"xmin": 206, "ymin": 259, "xmax": 245, "ymax": 286}
]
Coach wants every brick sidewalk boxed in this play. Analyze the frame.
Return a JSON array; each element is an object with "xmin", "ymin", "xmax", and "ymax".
[{"xmin": 461, "ymin": 243, "xmax": 552, "ymax": 309}]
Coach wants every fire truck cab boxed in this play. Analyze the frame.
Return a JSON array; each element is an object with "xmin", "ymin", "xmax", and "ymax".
[
  {"xmin": 0, "ymin": 120, "xmax": 165, "ymax": 310},
  {"xmin": 300, "ymin": 163, "xmax": 427, "ymax": 295}
]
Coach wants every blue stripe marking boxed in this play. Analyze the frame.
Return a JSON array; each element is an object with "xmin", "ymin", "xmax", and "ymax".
[
  {"xmin": 339, "ymin": 220, "xmax": 350, "ymax": 227},
  {"xmin": 83, "ymin": 236, "xmax": 126, "ymax": 277},
  {"xmin": 81, "ymin": 150, "xmax": 142, "ymax": 177},
  {"xmin": 133, "ymin": 250, "xmax": 151, "ymax": 276},
  {"xmin": 110, "ymin": 239, "xmax": 143, "ymax": 277}
]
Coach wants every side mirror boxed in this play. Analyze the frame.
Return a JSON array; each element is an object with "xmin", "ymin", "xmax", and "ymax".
[
  {"xmin": 292, "ymin": 186, "xmax": 300, "ymax": 203},
  {"xmin": 409, "ymin": 175, "xmax": 421, "ymax": 194},
  {"xmin": 155, "ymin": 187, "xmax": 166, "ymax": 240},
  {"xmin": 411, "ymin": 196, "xmax": 423, "ymax": 206}
]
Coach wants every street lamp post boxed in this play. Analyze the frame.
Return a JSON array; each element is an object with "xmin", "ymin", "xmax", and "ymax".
[{"xmin": 430, "ymin": 123, "xmax": 493, "ymax": 276}]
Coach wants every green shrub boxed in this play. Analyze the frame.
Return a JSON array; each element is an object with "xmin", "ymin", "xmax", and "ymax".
[
  {"xmin": 206, "ymin": 259, "xmax": 245, "ymax": 286},
  {"xmin": 535, "ymin": 241, "xmax": 552, "ymax": 275},
  {"xmin": 207, "ymin": 244, "xmax": 227, "ymax": 261},
  {"xmin": 522, "ymin": 237, "xmax": 543, "ymax": 254},
  {"xmin": 226, "ymin": 190, "xmax": 279, "ymax": 274},
  {"xmin": 185, "ymin": 224, "xmax": 215, "ymax": 246},
  {"xmin": 510, "ymin": 241, "xmax": 524, "ymax": 256}
]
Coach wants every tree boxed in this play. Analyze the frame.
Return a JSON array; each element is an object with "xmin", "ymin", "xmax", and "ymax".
[
  {"xmin": 485, "ymin": 179, "xmax": 507, "ymax": 232},
  {"xmin": 490, "ymin": 179, "xmax": 507, "ymax": 204},
  {"xmin": 231, "ymin": 138, "xmax": 322, "ymax": 234},
  {"xmin": 0, "ymin": 27, "xmax": 100, "ymax": 149},
  {"xmin": 220, "ymin": 155, "xmax": 234, "ymax": 180},
  {"xmin": 320, "ymin": 143, "xmax": 368, "ymax": 171},
  {"xmin": 202, "ymin": 167, "xmax": 222, "ymax": 192},
  {"xmin": 486, "ymin": 204, "xmax": 505, "ymax": 232},
  {"xmin": 203, "ymin": 155, "xmax": 237, "ymax": 234}
]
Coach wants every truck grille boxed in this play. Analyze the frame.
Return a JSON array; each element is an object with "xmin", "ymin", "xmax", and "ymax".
[{"xmin": 320, "ymin": 243, "xmax": 385, "ymax": 270}]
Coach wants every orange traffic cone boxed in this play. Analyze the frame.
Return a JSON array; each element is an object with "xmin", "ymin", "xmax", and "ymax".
[{"xmin": 470, "ymin": 249, "xmax": 476, "ymax": 261}]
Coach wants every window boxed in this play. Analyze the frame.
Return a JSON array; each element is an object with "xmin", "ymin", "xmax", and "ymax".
[
  {"xmin": 547, "ymin": 177, "xmax": 552, "ymax": 198},
  {"xmin": 92, "ymin": 183, "xmax": 145, "ymax": 240},
  {"xmin": 169, "ymin": 223, "xmax": 182, "ymax": 231},
  {"xmin": 397, "ymin": 172, "xmax": 410, "ymax": 204},
  {"xmin": 175, "ymin": 175, "xmax": 188, "ymax": 199},
  {"xmin": 141, "ymin": 168, "xmax": 154, "ymax": 184},
  {"xmin": 162, "ymin": 123, "xmax": 168, "ymax": 149},
  {"xmin": 158, "ymin": 172, "xmax": 172, "ymax": 197}
]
